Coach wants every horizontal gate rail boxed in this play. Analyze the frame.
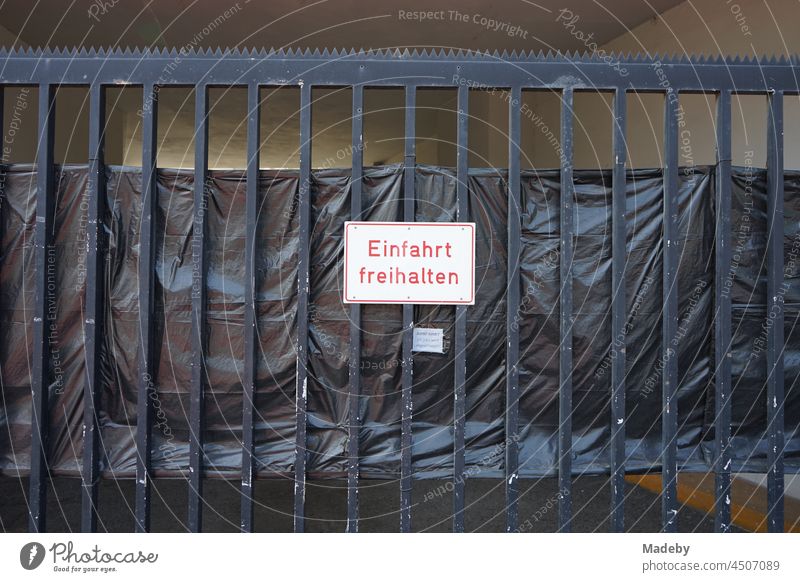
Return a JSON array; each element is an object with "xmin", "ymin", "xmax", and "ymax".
[
  {"xmin": 0, "ymin": 48, "xmax": 799, "ymax": 93},
  {"xmin": 2, "ymin": 47, "xmax": 794, "ymax": 533}
]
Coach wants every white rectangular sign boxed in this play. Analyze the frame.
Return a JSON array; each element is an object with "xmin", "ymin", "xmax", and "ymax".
[
  {"xmin": 343, "ymin": 221, "xmax": 475, "ymax": 304},
  {"xmin": 412, "ymin": 327, "xmax": 445, "ymax": 353}
]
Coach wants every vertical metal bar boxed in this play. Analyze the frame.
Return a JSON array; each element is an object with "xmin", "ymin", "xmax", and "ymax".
[
  {"xmin": 505, "ymin": 86, "xmax": 521, "ymax": 533},
  {"xmin": 662, "ymin": 89, "xmax": 680, "ymax": 533},
  {"xmin": 28, "ymin": 83, "xmax": 56, "ymax": 533},
  {"xmin": 714, "ymin": 89, "xmax": 733, "ymax": 533},
  {"xmin": 558, "ymin": 87, "xmax": 574, "ymax": 533},
  {"xmin": 346, "ymin": 84, "xmax": 363, "ymax": 533},
  {"xmin": 610, "ymin": 88, "xmax": 627, "ymax": 532},
  {"xmin": 135, "ymin": 83, "xmax": 158, "ymax": 533},
  {"xmin": 240, "ymin": 82, "xmax": 260, "ymax": 532},
  {"xmin": 81, "ymin": 83, "xmax": 105, "ymax": 533},
  {"xmin": 293, "ymin": 82, "xmax": 311, "ymax": 533},
  {"xmin": 400, "ymin": 85, "xmax": 416, "ymax": 533},
  {"xmin": 453, "ymin": 84, "xmax": 468, "ymax": 533},
  {"xmin": 766, "ymin": 90, "xmax": 785, "ymax": 533},
  {"xmin": 188, "ymin": 85, "xmax": 208, "ymax": 533}
]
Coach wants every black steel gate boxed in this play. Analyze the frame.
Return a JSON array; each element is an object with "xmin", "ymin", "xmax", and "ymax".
[{"xmin": 0, "ymin": 47, "xmax": 796, "ymax": 534}]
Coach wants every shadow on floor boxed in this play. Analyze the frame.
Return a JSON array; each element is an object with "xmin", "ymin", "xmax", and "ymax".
[{"xmin": 0, "ymin": 475, "xmax": 730, "ymax": 532}]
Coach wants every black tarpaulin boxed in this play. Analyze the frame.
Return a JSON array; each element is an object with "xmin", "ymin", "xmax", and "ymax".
[{"xmin": 0, "ymin": 163, "xmax": 797, "ymax": 479}]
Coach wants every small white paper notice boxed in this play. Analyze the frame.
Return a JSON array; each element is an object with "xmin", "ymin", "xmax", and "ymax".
[{"xmin": 412, "ymin": 327, "xmax": 444, "ymax": 353}]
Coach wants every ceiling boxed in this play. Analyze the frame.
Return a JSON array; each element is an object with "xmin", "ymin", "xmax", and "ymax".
[{"xmin": 0, "ymin": 0, "xmax": 684, "ymax": 52}]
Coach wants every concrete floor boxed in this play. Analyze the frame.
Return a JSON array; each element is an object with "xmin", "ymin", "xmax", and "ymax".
[{"xmin": 0, "ymin": 475, "xmax": 732, "ymax": 532}]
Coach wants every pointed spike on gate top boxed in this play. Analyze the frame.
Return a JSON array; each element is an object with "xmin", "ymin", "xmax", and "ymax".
[{"xmin": 320, "ymin": 47, "xmax": 330, "ymax": 58}]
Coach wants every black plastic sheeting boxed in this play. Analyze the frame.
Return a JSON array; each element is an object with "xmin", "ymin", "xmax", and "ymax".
[{"xmin": 0, "ymin": 163, "xmax": 797, "ymax": 479}]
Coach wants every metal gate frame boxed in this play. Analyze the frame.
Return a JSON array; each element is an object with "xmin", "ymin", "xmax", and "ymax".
[{"xmin": 0, "ymin": 47, "xmax": 793, "ymax": 533}]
